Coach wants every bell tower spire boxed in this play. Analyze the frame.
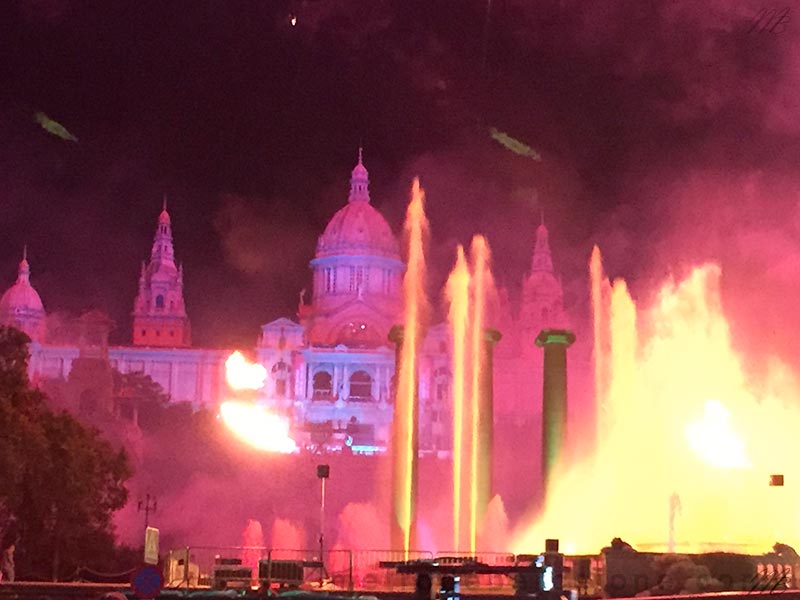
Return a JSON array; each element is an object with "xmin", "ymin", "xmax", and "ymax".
[
  {"xmin": 150, "ymin": 198, "xmax": 176, "ymax": 269},
  {"xmin": 531, "ymin": 219, "xmax": 554, "ymax": 273},
  {"xmin": 518, "ymin": 218, "xmax": 566, "ymax": 345},
  {"xmin": 132, "ymin": 201, "xmax": 191, "ymax": 347}
]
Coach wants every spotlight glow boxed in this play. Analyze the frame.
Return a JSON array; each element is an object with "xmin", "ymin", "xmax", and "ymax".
[{"xmin": 685, "ymin": 400, "xmax": 750, "ymax": 469}]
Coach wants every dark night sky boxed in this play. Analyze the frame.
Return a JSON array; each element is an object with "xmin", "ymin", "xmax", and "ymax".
[{"xmin": 2, "ymin": 0, "xmax": 800, "ymax": 361}]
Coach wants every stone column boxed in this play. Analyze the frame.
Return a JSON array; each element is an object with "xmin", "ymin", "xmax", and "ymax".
[
  {"xmin": 476, "ymin": 328, "xmax": 502, "ymax": 534},
  {"xmin": 535, "ymin": 329, "xmax": 576, "ymax": 494},
  {"xmin": 332, "ymin": 364, "xmax": 340, "ymax": 400}
]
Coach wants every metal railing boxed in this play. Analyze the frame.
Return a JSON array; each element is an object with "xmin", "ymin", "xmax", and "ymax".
[
  {"xmin": 163, "ymin": 547, "xmax": 800, "ymax": 595},
  {"xmin": 433, "ymin": 551, "xmax": 517, "ymax": 592},
  {"xmin": 165, "ymin": 546, "xmax": 435, "ymax": 591}
]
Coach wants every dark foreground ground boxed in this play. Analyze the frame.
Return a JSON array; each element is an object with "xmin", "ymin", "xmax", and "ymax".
[{"xmin": 3, "ymin": 584, "xmax": 800, "ymax": 600}]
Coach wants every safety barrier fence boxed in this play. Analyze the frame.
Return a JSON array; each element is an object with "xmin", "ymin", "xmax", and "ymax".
[
  {"xmin": 163, "ymin": 547, "xmax": 800, "ymax": 595},
  {"xmin": 165, "ymin": 547, "xmax": 436, "ymax": 591}
]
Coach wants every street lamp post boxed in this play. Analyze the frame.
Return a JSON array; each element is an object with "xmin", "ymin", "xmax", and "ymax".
[
  {"xmin": 317, "ymin": 464, "xmax": 330, "ymax": 582},
  {"xmin": 138, "ymin": 494, "xmax": 157, "ymax": 530}
]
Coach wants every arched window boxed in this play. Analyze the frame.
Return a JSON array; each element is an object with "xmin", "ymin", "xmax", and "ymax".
[
  {"xmin": 348, "ymin": 370, "xmax": 373, "ymax": 402},
  {"xmin": 324, "ymin": 268, "xmax": 336, "ymax": 293},
  {"xmin": 156, "ymin": 295, "xmax": 165, "ymax": 309},
  {"xmin": 272, "ymin": 361, "xmax": 291, "ymax": 398},
  {"xmin": 313, "ymin": 371, "xmax": 333, "ymax": 401}
]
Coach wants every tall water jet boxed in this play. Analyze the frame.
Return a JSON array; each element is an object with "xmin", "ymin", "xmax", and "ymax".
[
  {"xmin": 608, "ymin": 279, "xmax": 637, "ymax": 443},
  {"xmin": 590, "ymin": 246, "xmax": 610, "ymax": 443},
  {"xmin": 536, "ymin": 329, "xmax": 575, "ymax": 493},
  {"xmin": 469, "ymin": 235, "xmax": 498, "ymax": 553},
  {"xmin": 241, "ymin": 519, "xmax": 265, "ymax": 587},
  {"xmin": 390, "ymin": 177, "xmax": 429, "ymax": 556},
  {"xmin": 514, "ymin": 249, "xmax": 800, "ymax": 554},
  {"xmin": 445, "ymin": 245, "xmax": 470, "ymax": 551},
  {"xmin": 445, "ymin": 236, "xmax": 501, "ymax": 552}
]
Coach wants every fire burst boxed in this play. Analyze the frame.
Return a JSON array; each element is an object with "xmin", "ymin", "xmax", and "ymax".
[
  {"xmin": 513, "ymin": 248, "xmax": 800, "ymax": 554},
  {"xmin": 219, "ymin": 401, "xmax": 297, "ymax": 454},
  {"xmin": 225, "ymin": 351, "xmax": 267, "ymax": 390},
  {"xmin": 220, "ymin": 351, "xmax": 296, "ymax": 454}
]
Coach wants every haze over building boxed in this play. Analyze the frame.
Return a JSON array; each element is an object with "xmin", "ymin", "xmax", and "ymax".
[{"xmin": 0, "ymin": 150, "xmax": 579, "ymax": 454}]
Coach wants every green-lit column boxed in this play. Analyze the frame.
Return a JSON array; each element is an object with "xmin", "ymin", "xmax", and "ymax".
[
  {"xmin": 535, "ymin": 329, "xmax": 576, "ymax": 492},
  {"xmin": 476, "ymin": 328, "xmax": 502, "ymax": 534},
  {"xmin": 388, "ymin": 325, "xmax": 418, "ymax": 553}
]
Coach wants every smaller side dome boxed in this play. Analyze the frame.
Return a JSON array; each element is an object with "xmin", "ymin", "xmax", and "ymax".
[
  {"xmin": 0, "ymin": 248, "xmax": 46, "ymax": 341},
  {"xmin": 0, "ymin": 249, "xmax": 44, "ymax": 313}
]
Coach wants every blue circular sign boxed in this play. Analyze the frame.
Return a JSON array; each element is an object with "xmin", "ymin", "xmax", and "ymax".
[{"xmin": 132, "ymin": 564, "xmax": 163, "ymax": 599}]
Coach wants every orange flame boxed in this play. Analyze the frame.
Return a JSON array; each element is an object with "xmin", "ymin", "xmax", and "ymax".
[
  {"xmin": 221, "ymin": 351, "xmax": 296, "ymax": 454},
  {"xmin": 219, "ymin": 401, "xmax": 297, "ymax": 454},
  {"xmin": 225, "ymin": 351, "xmax": 267, "ymax": 391}
]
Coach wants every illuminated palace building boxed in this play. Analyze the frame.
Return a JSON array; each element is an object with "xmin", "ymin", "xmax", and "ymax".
[{"xmin": 0, "ymin": 152, "xmax": 570, "ymax": 453}]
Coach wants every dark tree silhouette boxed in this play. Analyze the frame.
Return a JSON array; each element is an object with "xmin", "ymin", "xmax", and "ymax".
[{"xmin": 0, "ymin": 326, "xmax": 132, "ymax": 580}]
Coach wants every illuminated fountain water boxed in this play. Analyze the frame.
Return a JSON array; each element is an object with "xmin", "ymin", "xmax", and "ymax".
[
  {"xmin": 241, "ymin": 519, "xmax": 265, "ymax": 586},
  {"xmin": 444, "ymin": 236, "xmax": 500, "ymax": 553},
  {"xmin": 390, "ymin": 177, "xmax": 430, "ymax": 557},
  {"xmin": 514, "ymin": 246, "xmax": 800, "ymax": 554},
  {"xmin": 468, "ymin": 236, "xmax": 499, "ymax": 553},
  {"xmin": 445, "ymin": 245, "xmax": 470, "ymax": 551}
]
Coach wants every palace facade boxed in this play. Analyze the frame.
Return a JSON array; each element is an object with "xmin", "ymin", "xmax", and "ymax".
[{"xmin": 0, "ymin": 151, "xmax": 571, "ymax": 453}]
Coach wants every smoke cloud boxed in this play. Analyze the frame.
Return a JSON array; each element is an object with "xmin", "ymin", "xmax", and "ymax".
[{"xmin": 6, "ymin": 0, "xmax": 800, "ymax": 558}]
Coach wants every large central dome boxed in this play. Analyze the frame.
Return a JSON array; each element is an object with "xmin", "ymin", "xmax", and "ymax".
[{"xmin": 316, "ymin": 150, "xmax": 400, "ymax": 260}]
